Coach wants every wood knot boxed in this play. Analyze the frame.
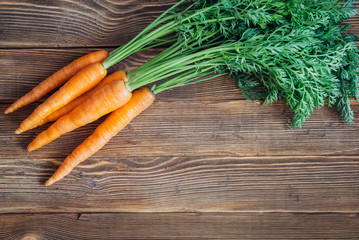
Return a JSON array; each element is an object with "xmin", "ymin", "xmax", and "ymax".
[{"xmin": 20, "ymin": 233, "xmax": 43, "ymax": 240}]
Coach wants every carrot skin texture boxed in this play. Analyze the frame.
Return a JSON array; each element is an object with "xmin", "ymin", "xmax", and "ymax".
[
  {"xmin": 15, "ymin": 63, "xmax": 107, "ymax": 134},
  {"xmin": 35, "ymin": 70, "xmax": 128, "ymax": 127},
  {"xmin": 4, "ymin": 50, "xmax": 108, "ymax": 114},
  {"xmin": 28, "ymin": 80, "xmax": 132, "ymax": 151},
  {"xmin": 45, "ymin": 87, "xmax": 155, "ymax": 186}
]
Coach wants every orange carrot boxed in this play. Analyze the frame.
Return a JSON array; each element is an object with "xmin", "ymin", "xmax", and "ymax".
[
  {"xmin": 28, "ymin": 80, "xmax": 132, "ymax": 151},
  {"xmin": 45, "ymin": 87, "xmax": 155, "ymax": 186},
  {"xmin": 15, "ymin": 63, "xmax": 107, "ymax": 134},
  {"xmin": 5, "ymin": 50, "xmax": 108, "ymax": 114},
  {"xmin": 35, "ymin": 70, "xmax": 128, "ymax": 128}
]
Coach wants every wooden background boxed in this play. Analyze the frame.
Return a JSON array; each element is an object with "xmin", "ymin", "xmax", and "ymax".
[{"xmin": 1, "ymin": 1, "xmax": 359, "ymax": 239}]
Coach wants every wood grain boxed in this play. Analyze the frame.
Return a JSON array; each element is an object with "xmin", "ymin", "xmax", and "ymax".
[
  {"xmin": 2, "ymin": 99, "xmax": 359, "ymax": 158},
  {"xmin": 1, "ymin": 213, "xmax": 359, "ymax": 239},
  {"xmin": 0, "ymin": 155, "xmax": 359, "ymax": 213},
  {"xmin": 0, "ymin": 0, "xmax": 177, "ymax": 48}
]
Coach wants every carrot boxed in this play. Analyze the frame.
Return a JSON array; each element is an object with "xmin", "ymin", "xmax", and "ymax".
[
  {"xmin": 35, "ymin": 70, "xmax": 128, "ymax": 128},
  {"xmin": 28, "ymin": 80, "xmax": 132, "ymax": 151},
  {"xmin": 4, "ymin": 50, "xmax": 108, "ymax": 114},
  {"xmin": 15, "ymin": 63, "xmax": 107, "ymax": 134},
  {"xmin": 44, "ymin": 87, "xmax": 155, "ymax": 186}
]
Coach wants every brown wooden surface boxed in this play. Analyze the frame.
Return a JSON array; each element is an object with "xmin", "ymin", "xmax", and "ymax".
[
  {"xmin": 0, "ymin": 0, "xmax": 177, "ymax": 48},
  {"xmin": 1, "ymin": 213, "xmax": 359, "ymax": 240},
  {"xmin": 1, "ymin": 0, "xmax": 359, "ymax": 239}
]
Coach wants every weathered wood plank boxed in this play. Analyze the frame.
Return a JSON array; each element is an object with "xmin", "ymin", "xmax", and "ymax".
[
  {"xmin": 1, "ymin": 0, "xmax": 359, "ymax": 48},
  {"xmin": 0, "ymin": 155, "xmax": 359, "ymax": 213},
  {"xmin": 0, "ymin": 0, "xmax": 177, "ymax": 48},
  {"xmin": 0, "ymin": 48, "xmax": 243, "ymax": 102},
  {"xmin": 1, "ymin": 213, "xmax": 359, "ymax": 239},
  {"xmin": 2, "ymin": 98, "xmax": 359, "ymax": 158}
]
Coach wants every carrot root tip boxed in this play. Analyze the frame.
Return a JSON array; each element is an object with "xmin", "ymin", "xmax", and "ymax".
[
  {"xmin": 27, "ymin": 143, "xmax": 39, "ymax": 152},
  {"xmin": 44, "ymin": 179, "xmax": 54, "ymax": 186},
  {"xmin": 15, "ymin": 128, "xmax": 23, "ymax": 134}
]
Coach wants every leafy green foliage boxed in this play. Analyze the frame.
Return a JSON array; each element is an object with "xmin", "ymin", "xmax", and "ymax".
[
  {"xmin": 177, "ymin": 0, "xmax": 359, "ymax": 128},
  {"xmin": 128, "ymin": 0, "xmax": 292, "ymax": 91},
  {"xmin": 227, "ymin": 0, "xmax": 359, "ymax": 128},
  {"xmin": 128, "ymin": 0, "xmax": 359, "ymax": 129},
  {"xmin": 173, "ymin": 0, "xmax": 289, "ymax": 48}
]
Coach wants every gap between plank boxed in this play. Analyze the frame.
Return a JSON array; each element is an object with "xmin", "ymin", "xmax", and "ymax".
[{"xmin": 0, "ymin": 211, "xmax": 358, "ymax": 215}]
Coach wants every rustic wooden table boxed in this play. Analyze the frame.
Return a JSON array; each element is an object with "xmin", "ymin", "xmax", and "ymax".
[{"xmin": 1, "ymin": 1, "xmax": 359, "ymax": 239}]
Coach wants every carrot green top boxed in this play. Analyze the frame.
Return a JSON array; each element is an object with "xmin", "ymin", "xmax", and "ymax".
[
  {"xmin": 101, "ymin": 0, "xmax": 289, "ymax": 70},
  {"xmin": 121, "ymin": 0, "xmax": 359, "ymax": 128}
]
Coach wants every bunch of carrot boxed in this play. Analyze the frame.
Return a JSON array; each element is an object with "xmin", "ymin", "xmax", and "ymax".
[
  {"xmin": 7, "ymin": 44, "xmax": 218, "ymax": 186},
  {"xmin": 5, "ymin": 50, "xmax": 156, "ymax": 186},
  {"xmin": 5, "ymin": 0, "xmax": 359, "ymax": 186},
  {"xmin": 5, "ymin": 0, "xmax": 285, "ymax": 185}
]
